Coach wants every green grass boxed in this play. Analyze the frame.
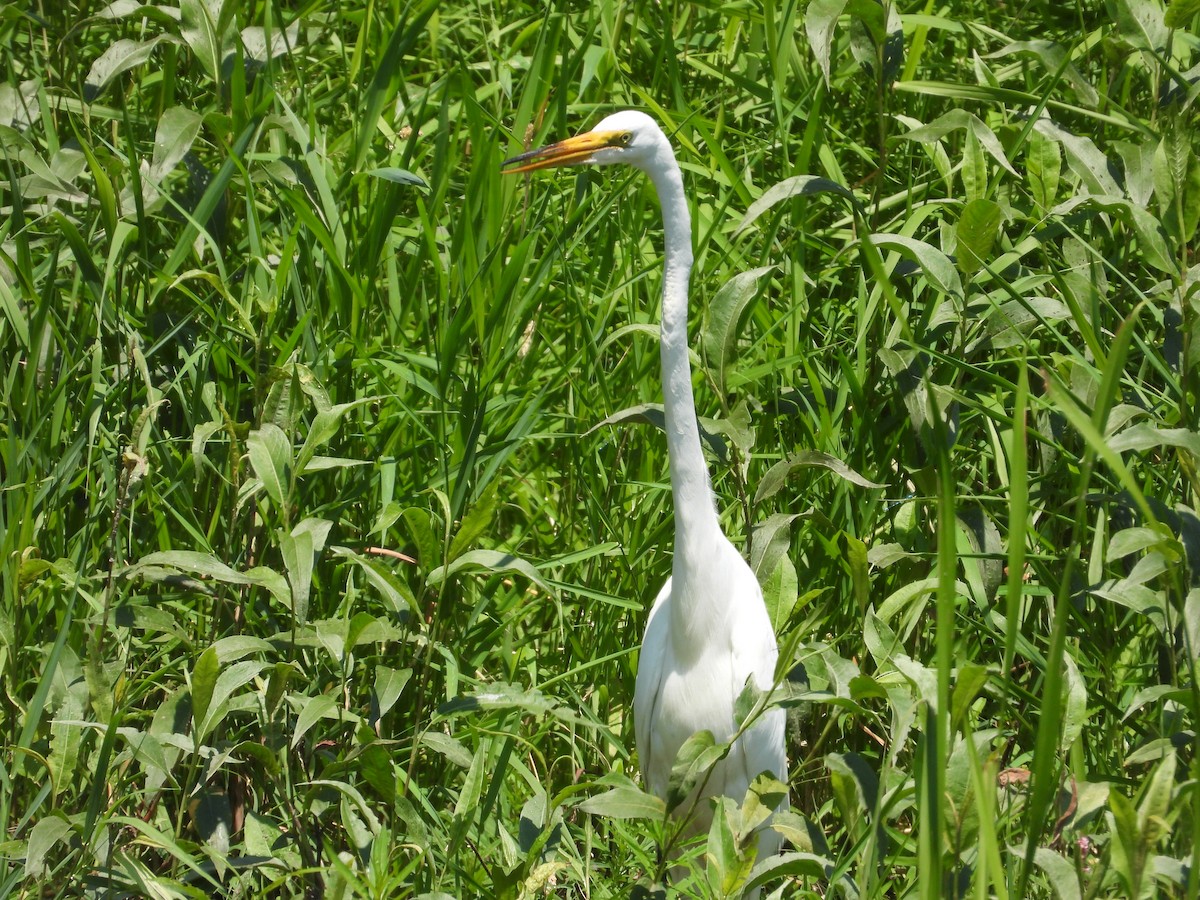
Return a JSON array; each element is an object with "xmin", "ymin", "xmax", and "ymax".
[{"xmin": 2, "ymin": 0, "xmax": 1199, "ymax": 896}]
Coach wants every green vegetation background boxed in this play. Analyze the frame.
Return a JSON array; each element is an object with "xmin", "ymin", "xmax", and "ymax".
[{"xmin": 3, "ymin": 0, "xmax": 1199, "ymax": 896}]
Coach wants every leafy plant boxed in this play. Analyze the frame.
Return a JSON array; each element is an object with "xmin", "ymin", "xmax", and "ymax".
[{"xmin": 2, "ymin": 0, "xmax": 1200, "ymax": 896}]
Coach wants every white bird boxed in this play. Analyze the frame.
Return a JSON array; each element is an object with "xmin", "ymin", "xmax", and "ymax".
[{"xmin": 503, "ymin": 110, "xmax": 788, "ymax": 881}]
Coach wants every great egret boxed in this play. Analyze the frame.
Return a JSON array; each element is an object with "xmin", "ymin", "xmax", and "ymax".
[{"xmin": 503, "ymin": 111, "xmax": 787, "ymax": 873}]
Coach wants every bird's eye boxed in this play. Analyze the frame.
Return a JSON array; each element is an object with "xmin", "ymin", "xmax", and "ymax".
[{"xmin": 618, "ymin": 132, "xmax": 632, "ymax": 147}]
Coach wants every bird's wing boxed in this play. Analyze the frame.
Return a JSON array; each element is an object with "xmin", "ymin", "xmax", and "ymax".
[
  {"xmin": 633, "ymin": 576, "xmax": 673, "ymax": 798},
  {"xmin": 727, "ymin": 557, "xmax": 789, "ymax": 793}
]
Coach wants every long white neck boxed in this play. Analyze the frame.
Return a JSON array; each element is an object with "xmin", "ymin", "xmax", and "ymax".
[{"xmin": 643, "ymin": 148, "xmax": 721, "ymax": 585}]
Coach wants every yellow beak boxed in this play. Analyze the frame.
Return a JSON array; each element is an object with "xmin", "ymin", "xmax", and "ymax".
[{"xmin": 501, "ymin": 130, "xmax": 625, "ymax": 174}]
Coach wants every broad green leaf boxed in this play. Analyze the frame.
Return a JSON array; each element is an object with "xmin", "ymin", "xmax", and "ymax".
[
  {"xmin": 588, "ymin": 403, "xmax": 728, "ymax": 461},
  {"xmin": 423, "ymin": 732, "xmax": 472, "ymax": 768},
  {"xmin": 243, "ymin": 810, "xmax": 287, "ymax": 859},
  {"xmin": 1137, "ymin": 751, "xmax": 1176, "ymax": 847},
  {"xmin": 899, "ymin": 110, "xmax": 1018, "ymax": 175},
  {"xmin": 25, "ymin": 813, "xmax": 73, "ymax": 879},
  {"xmin": 332, "ymin": 547, "xmax": 419, "ymax": 614},
  {"xmin": 373, "ymin": 666, "xmax": 411, "ymax": 718},
  {"xmin": 85, "ymin": 37, "xmax": 176, "ymax": 95},
  {"xmin": 241, "ymin": 20, "xmax": 302, "ymax": 61},
  {"xmin": 109, "ymin": 816, "xmax": 223, "ymax": 889},
  {"xmin": 736, "ymin": 175, "xmax": 859, "ymax": 234},
  {"xmin": 749, "ymin": 512, "xmax": 804, "ymax": 583},
  {"xmin": 956, "ymin": 199, "xmax": 1003, "ymax": 275},
  {"xmin": 740, "ymin": 774, "xmax": 788, "ymax": 834},
  {"xmin": 701, "ymin": 265, "xmax": 771, "ymax": 394},
  {"xmin": 706, "ymin": 796, "xmax": 749, "ymax": 894},
  {"xmin": 190, "ymin": 787, "xmax": 233, "ymax": 855},
  {"xmin": 825, "ymin": 752, "xmax": 878, "ymax": 814},
  {"xmin": 804, "ymin": 0, "xmax": 851, "ymax": 84},
  {"xmin": 1108, "ymin": 788, "xmax": 1140, "ymax": 895},
  {"xmin": 1108, "ymin": 526, "xmax": 1175, "ymax": 560},
  {"xmin": 436, "ymin": 682, "xmax": 583, "ymax": 724},
  {"xmin": 1186, "ymin": 589, "xmax": 1200, "ymax": 661},
  {"xmin": 198, "ymin": 660, "xmax": 266, "ymax": 740},
  {"xmin": 577, "ymin": 785, "xmax": 666, "ymax": 820},
  {"xmin": 1122, "ymin": 684, "xmax": 1190, "ymax": 722},
  {"xmin": 1062, "ymin": 653, "xmax": 1088, "ymax": 748},
  {"xmin": 1034, "ymin": 120, "xmax": 1120, "ymax": 195},
  {"xmin": 402, "ymin": 506, "xmax": 440, "ymax": 571},
  {"xmin": 1166, "ymin": 0, "xmax": 1200, "ymax": 28},
  {"xmin": 0, "ymin": 275, "xmax": 28, "ymax": 349},
  {"xmin": 295, "ymin": 398, "xmax": 376, "ymax": 474},
  {"xmin": 290, "ymin": 693, "xmax": 338, "ymax": 749},
  {"xmin": 150, "ymin": 107, "xmax": 203, "ymax": 184},
  {"xmin": 1008, "ymin": 845, "xmax": 1082, "ymax": 900},
  {"xmin": 754, "ymin": 450, "xmax": 884, "ymax": 506},
  {"xmin": 1116, "ymin": 0, "xmax": 1168, "ymax": 50},
  {"xmin": 1027, "ymin": 130, "xmax": 1062, "ymax": 209},
  {"xmin": 179, "ymin": 0, "xmax": 226, "ymax": 83},
  {"xmin": 453, "ymin": 740, "xmax": 488, "ymax": 817},
  {"xmin": 840, "ymin": 531, "xmax": 869, "ymax": 613},
  {"xmin": 893, "ymin": 654, "xmax": 938, "ymax": 709},
  {"xmin": 190, "ymin": 646, "xmax": 219, "ymax": 735},
  {"xmin": 870, "ymin": 233, "xmax": 962, "ymax": 297},
  {"xmin": 428, "ymin": 548, "xmax": 553, "ymax": 596},
  {"xmin": 367, "ymin": 167, "xmax": 429, "ymax": 188},
  {"xmin": 962, "ymin": 125, "xmax": 987, "ymax": 201},
  {"xmin": 210, "ymin": 636, "xmax": 273, "ymax": 664},
  {"xmin": 666, "ymin": 729, "xmax": 724, "ymax": 811},
  {"xmin": 760, "ymin": 552, "xmax": 799, "ymax": 631},
  {"xmin": 741, "ymin": 851, "xmax": 834, "ymax": 891},
  {"xmin": 127, "ymin": 550, "xmax": 291, "ymax": 607},
  {"xmin": 278, "ymin": 517, "xmax": 333, "ymax": 623},
  {"xmin": 988, "ymin": 40, "xmax": 1099, "ymax": 107},
  {"xmin": 1109, "ymin": 424, "xmax": 1200, "ymax": 458},
  {"xmin": 877, "ymin": 578, "xmax": 937, "ymax": 621},
  {"xmin": 247, "ymin": 424, "xmax": 291, "ymax": 508},
  {"xmin": 448, "ymin": 482, "xmax": 499, "ymax": 563},
  {"xmin": 950, "ymin": 663, "xmax": 988, "ymax": 729}
]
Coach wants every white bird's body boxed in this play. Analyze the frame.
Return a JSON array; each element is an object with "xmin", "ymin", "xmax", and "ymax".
[
  {"xmin": 504, "ymin": 110, "xmax": 787, "ymax": 876},
  {"xmin": 634, "ymin": 541, "xmax": 787, "ymax": 851}
]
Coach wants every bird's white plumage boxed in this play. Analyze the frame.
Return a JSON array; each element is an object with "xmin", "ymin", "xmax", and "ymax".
[
  {"xmin": 633, "ymin": 529, "xmax": 786, "ymax": 860},
  {"xmin": 503, "ymin": 108, "xmax": 788, "ymax": 883}
]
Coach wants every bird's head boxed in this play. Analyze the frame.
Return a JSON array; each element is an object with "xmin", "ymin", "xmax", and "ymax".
[{"xmin": 501, "ymin": 110, "xmax": 668, "ymax": 175}]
